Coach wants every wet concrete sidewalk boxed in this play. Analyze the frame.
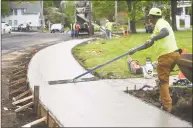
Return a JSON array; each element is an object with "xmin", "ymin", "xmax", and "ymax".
[{"xmin": 27, "ymin": 38, "xmax": 192, "ymax": 127}]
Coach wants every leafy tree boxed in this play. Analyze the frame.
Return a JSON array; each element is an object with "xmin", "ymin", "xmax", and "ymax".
[
  {"xmin": 44, "ymin": 7, "xmax": 64, "ymax": 24},
  {"xmin": 62, "ymin": 1, "xmax": 75, "ymax": 27},
  {"xmin": 126, "ymin": 0, "xmax": 154, "ymax": 33},
  {"xmin": 1, "ymin": 1, "xmax": 10, "ymax": 17},
  {"xmin": 53, "ymin": 0, "xmax": 62, "ymax": 8},
  {"xmin": 92, "ymin": 1, "xmax": 115, "ymax": 22},
  {"xmin": 44, "ymin": 1, "xmax": 54, "ymax": 9}
]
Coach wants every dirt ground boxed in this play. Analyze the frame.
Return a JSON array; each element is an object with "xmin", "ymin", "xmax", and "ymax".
[
  {"xmin": 1, "ymin": 45, "xmax": 51, "ymax": 128},
  {"xmin": 127, "ymin": 86, "xmax": 192, "ymax": 123},
  {"xmin": 1, "ymin": 35, "xmax": 101, "ymax": 128}
]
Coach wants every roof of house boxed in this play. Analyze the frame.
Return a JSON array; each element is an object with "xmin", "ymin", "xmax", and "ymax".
[{"xmin": 9, "ymin": 1, "xmax": 42, "ymax": 14}]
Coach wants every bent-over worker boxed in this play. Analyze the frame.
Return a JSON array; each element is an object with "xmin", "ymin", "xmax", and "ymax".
[{"xmin": 130, "ymin": 8, "xmax": 181, "ymax": 113}]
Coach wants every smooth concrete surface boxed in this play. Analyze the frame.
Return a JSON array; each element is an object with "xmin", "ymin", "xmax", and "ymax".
[{"xmin": 27, "ymin": 39, "xmax": 192, "ymax": 127}]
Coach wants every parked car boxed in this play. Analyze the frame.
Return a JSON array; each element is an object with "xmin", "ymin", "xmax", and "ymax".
[
  {"xmin": 18, "ymin": 23, "xmax": 30, "ymax": 31},
  {"xmin": 1, "ymin": 22, "xmax": 12, "ymax": 34},
  {"xmin": 50, "ymin": 24, "xmax": 64, "ymax": 33},
  {"xmin": 112, "ymin": 23, "xmax": 120, "ymax": 28}
]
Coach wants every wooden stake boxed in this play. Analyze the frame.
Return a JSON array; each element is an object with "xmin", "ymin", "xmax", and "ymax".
[
  {"xmin": 10, "ymin": 73, "xmax": 26, "ymax": 80},
  {"xmin": 9, "ymin": 77, "xmax": 26, "ymax": 85},
  {"xmin": 12, "ymin": 69, "xmax": 26, "ymax": 76},
  {"xmin": 15, "ymin": 102, "xmax": 33, "ymax": 112},
  {"xmin": 12, "ymin": 95, "xmax": 33, "ymax": 105},
  {"xmin": 38, "ymin": 103, "xmax": 41, "ymax": 117},
  {"xmin": 9, "ymin": 86, "xmax": 26, "ymax": 95},
  {"xmin": 9, "ymin": 78, "xmax": 26, "ymax": 88},
  {"xmin": 34, "ymin": 86, "xmax": 39, "ymax": 114},
  {"xmin": 12, "ymin": 89, "xmax": 31, "ymax": 101},
  {"xmin": 47, "ymin": 110, "xmax": 49, "ymax": 125},
  {"xmin": 21, "ymin": 116, "xmax": 46, "ymax": 127}
]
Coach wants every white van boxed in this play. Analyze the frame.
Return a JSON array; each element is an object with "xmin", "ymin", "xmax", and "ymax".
[{"xmin": 50, "ymin": 24, "xmax": 64, "ymax": 33}]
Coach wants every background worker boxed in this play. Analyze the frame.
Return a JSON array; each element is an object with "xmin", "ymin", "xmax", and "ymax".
[
  {"xmin": 75, "ymin": 22, "xmax": 80, "ymax": 38},
  {"xmin": 129, "ymin": 8, "xmax": 180, "ymax": 113},
  {"xmin": 144, "ymin": 20, "xmax": 154, "ymax": 33},
  {"xmin": 70, "ymin": 22, "xmax": 76, "ymax": 38},
  {"xmin": 105, "ymin": 19, "xmax": 113, "ymax": 39}
]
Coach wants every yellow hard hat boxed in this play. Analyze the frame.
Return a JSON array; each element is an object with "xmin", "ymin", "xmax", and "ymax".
[{"xmin": 148, "ymin": 8, "xmax": 162, "ymax": 16}]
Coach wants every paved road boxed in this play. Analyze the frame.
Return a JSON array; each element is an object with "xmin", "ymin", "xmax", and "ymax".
[{"xmin": 2, "ymin": 32, "xmax": 72, "ymax": 55}]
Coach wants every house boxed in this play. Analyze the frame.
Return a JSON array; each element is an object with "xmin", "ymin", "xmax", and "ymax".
[
  {"xmin": 1, "ymin": 1, "xmax": 44, "ymax": 30},
  {"xmin": 176, "ymin": 1, "xmax": 192, "ymax": 29},
  {"xmin": 117, "ymin": 12, "xmax": 128, "ymax": 24},
  {"xmin": 155, "ymin": 0, "xmax": 192, "ymax": 30}
]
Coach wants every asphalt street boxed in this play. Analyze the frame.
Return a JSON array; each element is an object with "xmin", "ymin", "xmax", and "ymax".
[{"xmin": 2, "ymin": 32, "xmax": 72, "ymax": 55}]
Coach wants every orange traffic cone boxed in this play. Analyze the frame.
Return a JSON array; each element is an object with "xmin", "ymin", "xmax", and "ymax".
[
  {"xmin": 122, "ymin": 25, "xmax": 125, "ymax": 36},
  {"xmin": 125, "ymin": 26, "xmax": 129, "ymax": 36},
  {"xmin": 181, "ymin": 49, "xmax": 187, "ymax": 54},
  {"xmin": 178, "ymin": 49, "xmax": 188, "ymax": 79},
  {"xmin": 178, "ymin": 71, "xmax": 186, "ymax": 79}
]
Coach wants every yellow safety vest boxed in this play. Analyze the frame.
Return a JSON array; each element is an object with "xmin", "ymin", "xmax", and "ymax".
[
  {"xmin": 105, "ymin": 22, "xmax": 112, "ymax": 31},
  {"xmin": 70, "ymin": 23, "xmax": 76, "ymax": 30},
  {"xmin": 150, "ymin": 18, "xmax": 178, "ymax": 58}
]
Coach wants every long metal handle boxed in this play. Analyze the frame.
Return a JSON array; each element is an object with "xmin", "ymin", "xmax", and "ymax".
[{"xmin": 73, "ymin": 47, "xmax": 138, "ymax": 80}]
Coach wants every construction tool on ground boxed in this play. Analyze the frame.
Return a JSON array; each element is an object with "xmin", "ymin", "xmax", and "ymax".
[
  {"xmin": 127, "ymin": 56, "xmax": 143, "ymax": 75},
  {"xmin": 48, "ymin": 44, "xmax": 146, "ymax": 85},
  {"xmin": 176, "ymin": 53, "xmax": 192, "ymax": 83},
  {"xmin": 48, "ymin": 45, "xmax": 192, "ymax": 85},
  {"xmin": 142, "ymin": 57, "xmax": 154, "ymax": 79}
]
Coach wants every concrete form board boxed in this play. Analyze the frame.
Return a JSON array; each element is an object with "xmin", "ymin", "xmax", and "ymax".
[{"xmin": 27, "ymin": 39, "xmax": 192, "ymax": 127}]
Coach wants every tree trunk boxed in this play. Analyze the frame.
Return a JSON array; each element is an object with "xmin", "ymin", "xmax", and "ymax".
[
  {"xmin": 131, "ymin": 1, "xmax": 136, "ymax": 33},
  {"xmin": 130, "ymin": 21, "xmax": 136, "ymax": 33},
  {"xmin": 171, "ymin": 0, "xmax": 177, "ymax": 31},
  {"xmin": 54, "ymin": 0, "xmax": 61, "ymax": 8},
  {"xmin": 126, "ymin": 0, "xmax": 137, "ymax": 33}
]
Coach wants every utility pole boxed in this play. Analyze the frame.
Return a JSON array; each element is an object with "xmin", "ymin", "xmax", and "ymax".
[
  {"xmin": 40, "ymin": 0, "xmax": 44, "ymax": 32},
  {"xmin": 74, "ymin": 2, "xmax": 77, "ymax": 22},
  {"xmin": 62, "ymin": 2, "xmax": 65, "ymax": 25},
  {"xmin": 88, "ymin": 1, "xmax": 92, "ymax": 36},
  {"xmin": 115, "ymin": 0, "xmax": 117, "ymax": 23}
]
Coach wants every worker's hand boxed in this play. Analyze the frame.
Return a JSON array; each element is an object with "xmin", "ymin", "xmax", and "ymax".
[{"xmin": 129, "ymin": 48, "xmax": 137, "ymax": 55}]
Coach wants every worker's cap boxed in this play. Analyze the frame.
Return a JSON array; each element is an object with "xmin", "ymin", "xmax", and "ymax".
[{"xmin": 148, "ymin": 8, "xmax": 162, "ymax": 16}]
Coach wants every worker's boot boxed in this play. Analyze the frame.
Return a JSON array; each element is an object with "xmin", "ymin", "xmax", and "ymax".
[{"xmin": 160, "ymin": 84, "xmax": 172, "ymax": 113}]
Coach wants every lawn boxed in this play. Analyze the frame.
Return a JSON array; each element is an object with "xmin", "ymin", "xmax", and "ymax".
[{"xmin": 72, "ymin": 31, "xmax": 192, "ymax": 79}]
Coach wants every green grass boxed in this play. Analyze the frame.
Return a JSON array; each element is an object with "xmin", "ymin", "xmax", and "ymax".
[
  {"xmin": 64, "ymin": 27, "xmax": 70, "ymax": 31},
  {"xmin": 72, "ymin": 31, "xmax": 192, "ymax": 78}
]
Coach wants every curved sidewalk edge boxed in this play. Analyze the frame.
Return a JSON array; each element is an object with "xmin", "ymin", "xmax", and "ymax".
[{"xmin": 27, "ymin": 39, "xmax": 192, "ymax": 127}]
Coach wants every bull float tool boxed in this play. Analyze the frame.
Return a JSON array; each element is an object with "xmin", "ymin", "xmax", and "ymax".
[
  {"xmin": 48, "ymin": 43, "xmax": 146, "ymax": 85},
  {"xmin": 48, "ymin": 43, "xmax": 193, "ymax": 85}
]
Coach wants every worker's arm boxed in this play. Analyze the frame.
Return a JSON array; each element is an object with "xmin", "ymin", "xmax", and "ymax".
[
  {"xmin": 151, "ymin": 28, "xmax": 169, "ymax": 41},
  {"xmin": 129, "ymin": 28, "xmax": 169, "ymax": 55}
]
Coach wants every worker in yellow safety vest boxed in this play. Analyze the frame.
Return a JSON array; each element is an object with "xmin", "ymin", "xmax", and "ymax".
[
  {"xmin": 105, "ymin": 19, "xmax": 113, "ymax": 39},
  {"xmin": 70, "ymin": 22, "xmax": 76, "ymax": 38},
  {"xmin": 129, "ymin": 8, "xmax": 181, "ymax": 113}
]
